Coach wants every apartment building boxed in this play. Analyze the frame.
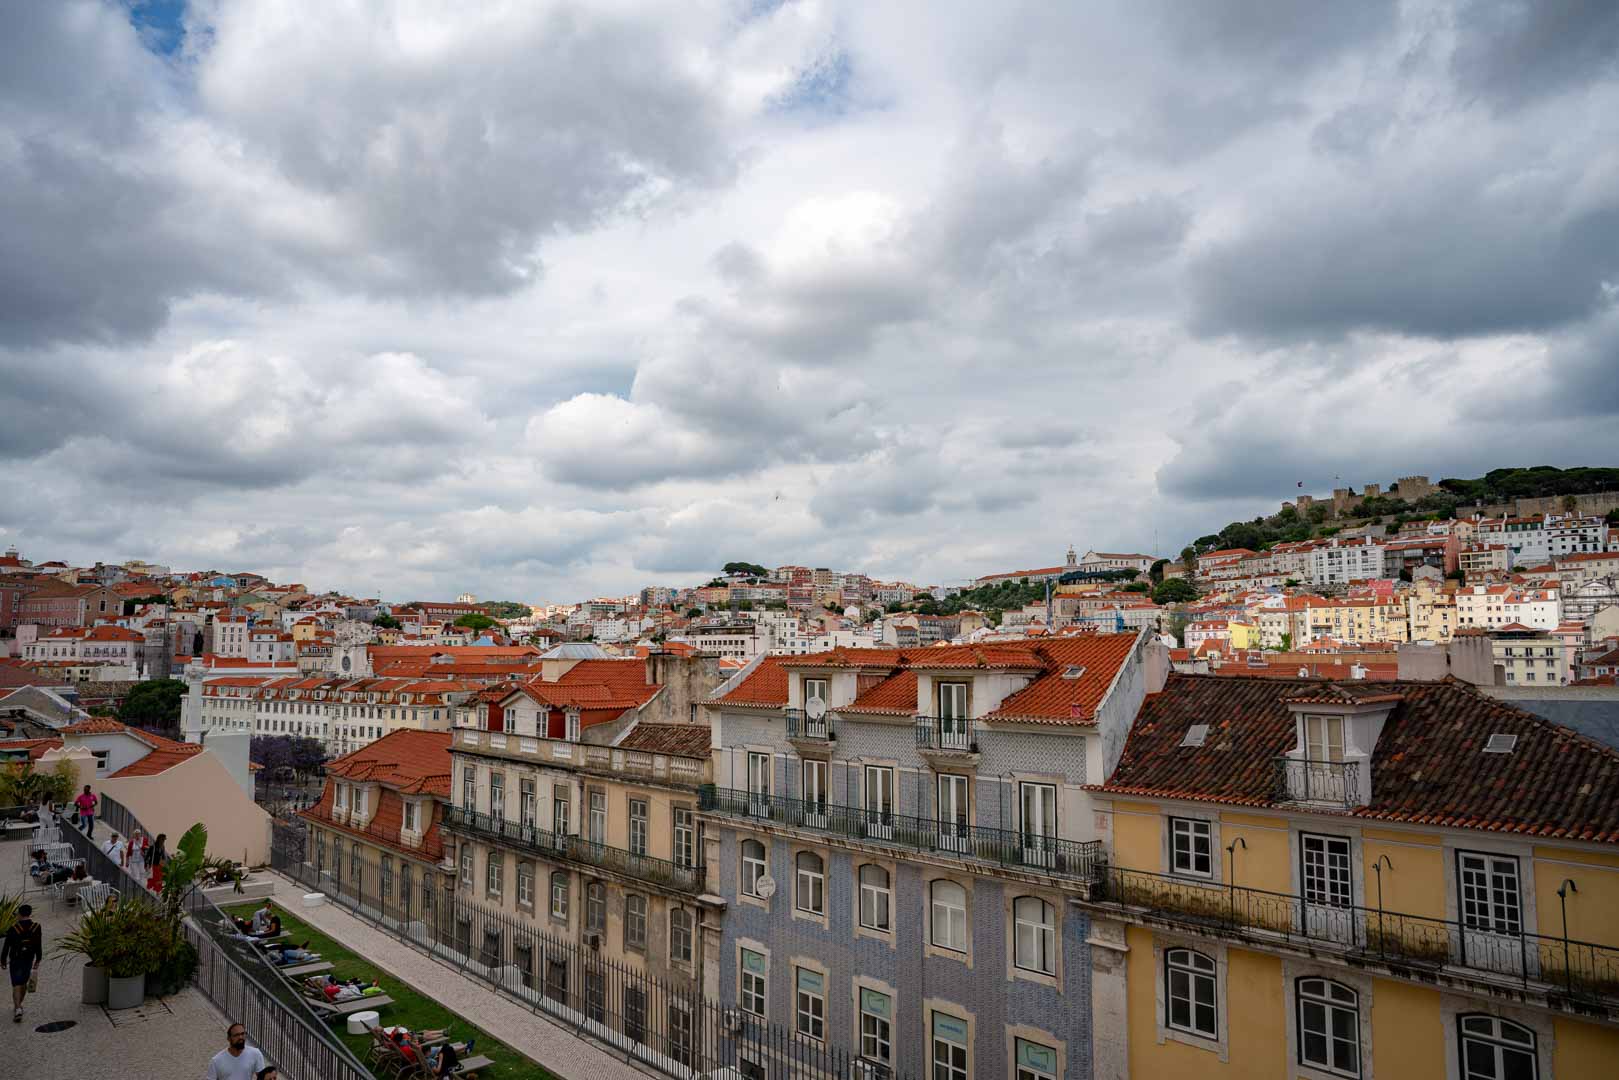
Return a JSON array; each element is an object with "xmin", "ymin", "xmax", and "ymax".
[
  {"xmin": 1457, "ymin": 586, "xmax": 1562, "ymax": 632},
  {"xmin": 1478, "ymin": 514, "xmax": 1608, "ymax": 567},
  {"xmin": 1307, "ymin": 538, "xmax": 1387, "ymax": 586},
  {"xmin": 441, "ymin": 657, "xmax": 725, "ymax": 1016},
  {"xmin": 301, "ymin": 728, "xmax": 453, "ymax": 930},
  {"xmin": 1490, "ymin": 624, "xmax": 1572, "ymax": 686},
  {"xmin": 1084, "ymin": 674, "xmax": 1619, "ymax": 1080},
  {"xmin": 1555, "ymin": 551, "xmax": 1619, "ymax": 587},
  {"xmin": 700, "ymin": 632, "xmax": 1169, "ymax": 1080},
  {"xmin": 195, "ymin": 672, "xmax": 472, "ymax": 754}
]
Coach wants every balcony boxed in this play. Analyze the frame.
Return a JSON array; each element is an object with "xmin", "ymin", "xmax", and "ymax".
[
  {"xmin": 1091, "ymin": 866, "xmax": 1619, "ymax": 1009},
  {"xmin": 453, "ymin": 727, "xmax": 709, "ymax": 787},
  {"xmin": 444, "ymin": 805, "xmax": 705, "ymax": 894},
  {"xmin": 1273, "ymin": 757, "xmax": 1360, "ymax": 808},
  {"xmin": 785, "ymin": 708, "xmax": 834, "ymax": 743},
  {"xmin": 914, "ymin": 715, "xmax": 977, "ymax": 753},
  {"xmin": 698, "ymin": 785, "xmax": 1104, "ymax": 884}
]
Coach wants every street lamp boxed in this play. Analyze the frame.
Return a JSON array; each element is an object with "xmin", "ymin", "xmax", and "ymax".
[
  {"xmin": 1557, "ymin": 879, "xmax": 1578, "ymax": 994},
  {"xmin": 1226, "ymin": 837, "xmax": 1247, "ymax": 927}
]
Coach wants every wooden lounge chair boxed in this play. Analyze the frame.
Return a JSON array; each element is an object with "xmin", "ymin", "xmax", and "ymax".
[
  {"xmin": 303, "ymin": 990, "xmax": 395, "ymax": 1019},
  {"xmin": 280, "ymin": 960, "xmax": 333, "ymax": 977},
  {"xmin": 450, "ymin": 1054, "xmax": 494, "ymax": 1076}
]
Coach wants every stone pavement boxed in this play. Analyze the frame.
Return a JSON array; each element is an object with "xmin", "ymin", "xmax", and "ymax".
[
  {"xmin": 1, "ymin": 834, "xmax": 237, "ymax": 1080},
  {"xmin": 263, "ymin": 871, "xmax": 654, "ymax": 1080}
]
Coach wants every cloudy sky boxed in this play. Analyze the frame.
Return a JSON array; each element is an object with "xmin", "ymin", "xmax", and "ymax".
[{"xmin": 3, "ymin": 1, "xmax": 1617, "ymax": 603}]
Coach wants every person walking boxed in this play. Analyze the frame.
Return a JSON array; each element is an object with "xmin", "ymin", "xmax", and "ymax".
[
  {"xmin": 147, "ymin": 833, "xmax": 169, "ymax": 893},
  {"xmin": 206, "ymin": 1022, "xmax": 266, "ymax": 1080},
  {"xmin": 2, "ymin": 903, "xmax": 43, "ymax": 1023},
  {"xmin": 73, "ymin": 785, "xmax": 98, "ymax": 837}
]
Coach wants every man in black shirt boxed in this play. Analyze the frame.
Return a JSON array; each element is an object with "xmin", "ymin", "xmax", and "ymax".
[{"xmin": 2, "ymin": 903, "xmax": 43, "ymax": 1023}]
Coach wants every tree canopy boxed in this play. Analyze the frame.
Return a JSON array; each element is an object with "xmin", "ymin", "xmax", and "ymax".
[
  {"xmin": 1152, "ymin": 578, "xmax": 1200, "ymax": 605},
  {"xmin": 453, "ymin": 612, "xmax": 497, "ymax": 631},
  {"xmin": 482, "ymin": 600, "xmax": 531, "ymax": 619},
  {"xmin": 723, "ymin": 561, "xmax": 770, "ymax": 577},
  {"xmin": 117, "ymin": 678, "xmax": 187, "ymax": 736},
  {"xmin": 371, "ymin": 613, "xmax": 402, "ymax": 629},
  {"xmin": 250, "ymin": 735, "xmax": 326, "ymax": 778}
]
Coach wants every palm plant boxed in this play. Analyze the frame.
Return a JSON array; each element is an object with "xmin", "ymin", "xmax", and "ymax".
[{"xmin": 0, "ymin": 891, "xmax": 21, "ymax": 937}]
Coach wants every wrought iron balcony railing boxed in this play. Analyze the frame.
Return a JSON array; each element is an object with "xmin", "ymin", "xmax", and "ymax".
[
  {"xmin": 444, "ymin": 806, "xmax": 704, "ymax": 894},
  {"xmin": 915, "ymin": 715, "xmax": 976, "ymax": 752},
  {"xmin": 1273, "ymin": 757, "xmax": 1359, "ymax": 807},
  {"xmin": 1093, "ymin": 866, "xmax": 1619, "ymax": 1006},
  {"xmin": 785, "ymin": 708, "xmax": 834, "ymax": 741},
  {"xmin": 698, "ymin": 785, "xmax": 1103, "ymax": 882}
]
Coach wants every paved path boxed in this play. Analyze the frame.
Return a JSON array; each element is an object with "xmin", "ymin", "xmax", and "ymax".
[
  {"xmin": 1, "ymin": 835, "xmax": 234, "ymax": 1080},
  {"xmin": 264, "ymin": 871, "xmax": 654, "ymax": 1080}
]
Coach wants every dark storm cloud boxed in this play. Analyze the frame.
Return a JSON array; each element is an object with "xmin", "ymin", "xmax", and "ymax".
[{"xmin": 1451, "ymin": 0, "xmax": 1619, "ymax": 110}]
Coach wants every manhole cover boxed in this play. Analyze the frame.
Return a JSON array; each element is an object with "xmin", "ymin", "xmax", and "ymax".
[{"xmin": 36, "ymin": 1020, "xmax": 78, "ymax": 1033}]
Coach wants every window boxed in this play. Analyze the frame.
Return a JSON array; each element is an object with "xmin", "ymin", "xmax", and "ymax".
[
  {"xmin": 588, "ymin": 791, "xmax": 606, "ymax": 844},
  {"xmin": 459, "ymin": 843, "xmax": 473, "ymax": 889},
  {"xmin": 381, "ymin": 855, "xmax": 393, "ymax": 899},
  {"xmin": 802, "ymin": 759, "xmax": 828, "ymax": 814},
  {"xmin": 930, "ymin": 880, "xmax": 967, "ymax": 951},
  {"xmin": 739, "ymin": 948, "xmax": 767, "ymax": 1017},
  {"xmin": 517, "ymin": 861, "xmax": 534, "ymax": 907},
  {"xmin": 623, "ymin": 986, "xmax": 646, "ymax": 1045},
  {"xmin": 1013, "ymin": 896, "xmax": 1056, "ymax": 975},
  {"xmin": 938, "ymin": 681, "xmax": 968, "ymax": 719},
  {"xmin": 586, "ymin": 881, "xmax": 606, "ymax": 932},
  {"xmin": 937, "ymin": 774, "xmax": 969, "ymax": 849},
  {"xmin": 1015, "ymin": 1039, "xmax": 1057, "ymax": 1080},
  {"xmin": 796, "ymin": 851, "xmax": 825, "ymax": 915},
  {"xmin": 859, "ymin": 864, "xmax": 892, "ymax": 932},
  {"xmin": 514, "ymin": 939, "xmax": 535, "ymax": 989},
  {"xmin": 674, "ymin": 807, "xmax": 698, "ymax": 869},
  {"xmin": 1459, "ymin": 852, "xmax": 1523, "ymax": 935},
  {"xmin": 486, "ymin": 852, "xmax": 503, "ymax": 897},
  {"xmin": 401, "ymin": 862, "xmax": 413, "ymax": 917},
  {"xmin": 490, "ymin": 772, "xmax": 505, "ymax": 820},
  {"xmin": 795, "ymin": 967, "xmax": 825, "ymax": 1040},
  {"xmin": 335, "ymin": 783, "xmax": 348, "ymax": 810},
  {"xmin": 350, "ymin": 841, "xmax": 360, "ymax": 880},
  {"xmin": 804, "ymin": 677, "xmax": 828, "ymax": 703},
  {"xmin": 462, "ymin": 767, "xmax": 475, "ymax": 811},
  {"xmin": 932, "ymin": 1011, "xmax": 968, "ymax": 1080},
  {"xmin": 1170, "ymin": 818, "xmax": 1213, "ymax": 878},
  {"xmin": 402, "ymin": 800, "xmax": 418, "ymax": 832},
  {"xmin": 669, "ymin": 1001, "xmax": 694, "ymax": 1068},
  {"xmin": 1305, "ymin": 714, "xmax": 1346, "ymax": 762},
  {"xmin": 742, "ymin": 839, "xmax": 768, "ymax": 898},
  {"xmin": 1297, "ymin": 978, "xmax": 1360, "ymax": 1077},
  {"xmin": 747, "ymin": 752, "xmax": 772, "ymax": 798},
  {"xmin": 547, "ymin": 958, "xmax": 568, "ymax": 1004},
  {"xmin": 553, "ymin": 795, "xmax": 570, "ymax": 837},
  {"xmin": 520, "ymin": 778, "xmax": 536, "ymax": 827},
  {"xmin": 625, "ymin": 894, "xmax": 647, "ymax": 949},
  {"xmin": 670, "ymin": 906, "xmax": 693, "ymax": 964},
  {"xmin": 585, "ymin": 970, "xmax": 606, "ymax": 1024},
  {"xmin": 860, "ymin": 988, "xmax": 892, "ymax": 1066},
  {"xmin": 315, "ymin": 831, "xmax": 326, "ymax": 872},
  {"xmin": 863, "ymin": 764, "xmax": 895, "ymax": 837},
  {"xmin": 1165, "ymin": 949, "xmax": 1217, "ymax": 1040},
  {"xmin": 550, "ymin": 871, "xmax": 569, "ymax": 919},
  {"xmin": 629, "ymin": 799, "xmax": 649, "ymax": 856},
  {"xmin": 1459, "ymin": 1015, "xmax": 1538, "ymax": 1080}
]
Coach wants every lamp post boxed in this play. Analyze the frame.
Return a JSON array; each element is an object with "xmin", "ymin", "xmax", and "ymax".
[
  {"xmin": 1226, "ymin": 837, "xmax": 1246, "ymax": 928},
  {"xmin": 1371, "ymin": 855, "xmax": 1393, "ymax": 957},
  {"xmin": 1558, "ymin": 879, "xmax": 1578, "ymax": 994}
]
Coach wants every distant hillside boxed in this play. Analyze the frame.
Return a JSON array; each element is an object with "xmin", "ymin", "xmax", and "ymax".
[{"xmin": 1181, "ymin": 465, "xmax": 1619, "ymax": 563}]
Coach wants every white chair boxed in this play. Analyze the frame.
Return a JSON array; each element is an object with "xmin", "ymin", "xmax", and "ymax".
[
  {"xmin": 79, "ymin": 881, "xmax": 118, "ymax": 912},
  {"xmin": 46, "ymin": 861, "xmax": 88, "ymax": 911}
]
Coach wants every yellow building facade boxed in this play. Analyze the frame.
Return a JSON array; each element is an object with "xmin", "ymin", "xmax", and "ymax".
[{"xmin": 1084, "ymin": 674, "xmax": 1619, "ymax": 1080}]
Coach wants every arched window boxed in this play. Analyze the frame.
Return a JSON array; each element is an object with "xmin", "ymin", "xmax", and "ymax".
[
  {"xmin": 1297, "ymin": 978, "xmax": 1359, "ymax": 1077},
  {"xmin": 1013, "ymin": 896, "xmax": 1056, "ymax": 974},
  {"xmin": 930, "ymin": 880, "xmax": 967, "ymax": 951},
  {"xmin": 1459, "ymin": 1015, "xmax": 1537, "ymax": 1080},
  {"xmin": 859, "ymin": 865, "xmax": 891, "ymax": 931},
  {"xmin": 795, "ymin": 851, "xmax": 825, "ymax": 915},
  {"xmin": 1164, "ymin": 949, "xmax": 1217, "ymax": 1039},
  {"xmin": 741, "ymin": 839, "xmax": 768, "ymax": 897}
]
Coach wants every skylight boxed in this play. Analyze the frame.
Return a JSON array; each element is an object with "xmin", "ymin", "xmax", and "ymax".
[
  {"xmin": 1180, "ymin": 724, "xmax": 1209, "ymax": 748},
  {"xmin": 1062, "ymin": 665, "xmax": 1086, "ymax": 680},
  {"xmin": 1483, "ymin": 733, "xmax": 1518, "ymax": 754}
]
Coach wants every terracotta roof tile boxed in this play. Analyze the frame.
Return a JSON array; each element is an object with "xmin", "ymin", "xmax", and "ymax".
[
  {"xmin": 709, "ymin": 656, "xmax": 789, "ymax": 708},
  {"xmin": 322, "ymin": 728, "xmax": 453, "ymax": 797},
  {"xmin": 616, "ymin": 723, "xmax": 713, "ymax": 759},
  {"xmin": 1096, "ymin": 674, "xmax": 1619, "ymax": 843}
]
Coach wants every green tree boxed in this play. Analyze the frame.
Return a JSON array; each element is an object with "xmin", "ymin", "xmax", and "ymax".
[
  {"xmin": 1150, "ymin": 558, "xmax": 1169, "ymax": 583},
  {"xmin": 1179, "ymin": 546, "xmax": 1197, "ymax": 567},
  {"xmin": 736, "ymin": 601, "xmax": 754, "ymax": 611},
  {"xmin": 723, "ymin": 561, "xmax": 770, "ymax": 577},
  {"xmin": 685, "ymin": 608, "xmax": 703, "ymax": 618},
  {"xmin": 453, "ymin": 612, "xmax": 497, "ymax": 632},
  {"xmin": 371, "ymin": 613, "xmax": 402, "ymax": 630},
  {"xmin": 118, "ymin": 678, "xmax": 188, "ymax": 735},
  {"xmin": 1122, "ymin": 582, "xmax": 1151, "ymax": 593},
  {"xmin": 1278, "ymin": 633, "xmax": 1293, "ymax": 652},
  {"xmin": 122, "ymin": 594, "xmax": 167, "ymax": 615},
  {"xmin": 483, "ymin": 601, "xmax": 532, "ymax": 619},
  {"xmin": 1152, "ymin": 578, "xmax": 1200, "ymax": 605},
  {"xmin": 1446, "ymin": 568, "xmax": 1466, "ymax": 581}
]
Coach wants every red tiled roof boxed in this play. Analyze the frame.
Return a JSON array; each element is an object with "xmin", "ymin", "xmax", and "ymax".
[
  {"xmin": 1096, "ymin": 674, "xmax": 1619, "ymax": 843},
  {"xmin": 322, "ymin": 728, "xmax": 453, "ymax": 797},
  {"xmin": 617, "ymin": 723, "xmax": 712, "ymax": 759},
  {"xmin": 846, "ymin": 671, "xmax": 918, "ymax": 715},
  {"xmin": 984, "ymin": 634, "xmax": 1141, "ymax": 724},
  {"xmin": 109, "ymin": 746, "xmax": 204, "ymax": 778},
  {"xmin": 708, "ymin": 656, "xmax": 789, "ymax": 708},
  {"xmin": 0, "ymin": 738, "xmax": 63, "ymax": 761}
]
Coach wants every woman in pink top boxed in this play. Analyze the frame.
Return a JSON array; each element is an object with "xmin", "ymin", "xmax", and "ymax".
[{"xmin": 73, "ymin": 785, "xmax": 97, "ymax": 838}]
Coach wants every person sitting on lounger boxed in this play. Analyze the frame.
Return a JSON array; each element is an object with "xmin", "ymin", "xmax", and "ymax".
[{"xmin": 249, "ymin": 901, "xmax": 275, "ymax": 935}]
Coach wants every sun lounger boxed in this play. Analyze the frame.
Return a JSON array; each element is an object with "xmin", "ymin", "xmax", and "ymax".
[
  {"xmin": 280, "ymin": 960, "xmax": 333, "ymax": 977},
  {"xmin": 305, "ymin": 991, "xmax": 395, "ymax": 1018}
]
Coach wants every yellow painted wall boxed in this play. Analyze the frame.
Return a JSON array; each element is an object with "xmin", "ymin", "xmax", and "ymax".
[
  {"xmin": 1219, "ymin": 812, "xmax": 1291, "ymax": 894},
  {"xmin": 1110, "ymin": 801, "xmax": 1163, "ymax": 869},
  {"xmin": 1125, "ymin": 931, "xmax": 1287, "ymax": 1079},
  {"xmin": 1554, "ymin": 1014, "xmax": 1619, "ymax": 1077},
  {"xmin": 1360, "ymin": 829, "xmax": 1447, "ymax": 921},
  {"xmin": 1367, "ymin": 978, "xmax": 1444, "ymax": 1079},
  {"xmin": 1532, "ymin": 846, "xmax": 1619, "ymax": 947}
]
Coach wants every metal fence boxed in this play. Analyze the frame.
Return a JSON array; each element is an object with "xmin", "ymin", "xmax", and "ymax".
[
  {"xmin": 274, "ymin": 823, "xmax": 916, "ymax": 1080},
  {"xmin": 58, "ymin": 809, "xmax": 374, "ymax": 1080}
]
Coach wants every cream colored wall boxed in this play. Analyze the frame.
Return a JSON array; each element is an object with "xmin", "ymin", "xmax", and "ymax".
[
  {"xmin": 1532, "ymin": 845, "xmax": 1619, "ymax": 946},
  {"xmin": 99, "ymin": 751, "xmax": 271, "ymax": 865},
  {"xmin": 1219, "ymin": 812, "xmax": 1291, "ymax": 894}
]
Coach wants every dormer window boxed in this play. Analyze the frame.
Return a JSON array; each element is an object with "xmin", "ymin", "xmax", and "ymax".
[
  {"xmin": 938, "ymin": 682, "xmax": 969, "ymax": 720},
  {"xmin": 403, "ymin": 800, "xmax": 419, "ymax": 832},
  {"xmin": 335, "ymin": 782, "xmax": 348, "ymax": 810},
  {"xmin": 1303, "ymin": 714, "xmax": 1345, "ymax": 763},
  {"xmin": 804, "ymin": 678, "xmax": 828, "ymax": 705}
]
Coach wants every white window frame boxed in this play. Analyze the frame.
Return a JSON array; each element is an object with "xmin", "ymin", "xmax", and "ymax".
[
  {"xmin": 795, "ymin": 966, "xmax": 825, "ymax": 1041},
  {"xmin": 1164, "ymin": 947, "xmax": 1218, "ymax": 1040},
  {"xmin": 931, "ymin": 1010, "xmax": 969, "ymax": 1080},
  {"xmin": 859, "ymin": 987, "xmax": 893, "ymax": 1067},
  {"xmin": 516, "ymin": 861, "xmax": 534, "ymax": 907},
  {"xmin": 1013, "ymin": 896, "xmax": 1056, "ymax": 975},
  {"xmin": 550, "ymin": 871, "xmax": 569, "ymax": 919},
  {"xmin": 930, "ymin": 879, "xmax": 968, "ymax": 952},
  {"xmin": 624, "ymin": 893, "xmax": 647, "ymax": 950},
  {"xmin": 670, "ymin": 906, "xmax": 694, "ymax": 965},
  {"xmin": 741, "ymin": 838, "xmax": 768, "ymax": 899},
  {"xmin": 859, "ymin": 863, "xmax": 892, "ymax": 932},
  {"xmin": 796, "ymin": 850, "xmax": 825, "ymax": 916},
  {"xmin": 1296, "ymin": 977, "xmax": 1362, "ymax": 1078},
  {"xmin": 1170, "ymin": 817, "xmax": 1214, "ymax": 878},
  {"xmin": 739, "ymin": 948, "xmax": 767, "ymax": 1017}
]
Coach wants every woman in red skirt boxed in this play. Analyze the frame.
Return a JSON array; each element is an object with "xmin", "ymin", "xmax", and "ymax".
[{"xmin": 145, "ymin": 833, "xmax": 167, "ymax": 892}]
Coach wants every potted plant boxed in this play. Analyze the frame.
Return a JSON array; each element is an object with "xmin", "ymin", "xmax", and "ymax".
[
  {"xmin": 102, "ymin": 902, "xmax": 163, "ymax": 1009},
  {"xmin": 54, "ymin": 903, "xmax": 119, "ymax": 1004}
]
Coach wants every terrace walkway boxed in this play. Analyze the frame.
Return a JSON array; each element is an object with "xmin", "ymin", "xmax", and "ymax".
[
  {"xmin": 260, "ymin": 870, "xmax": 654, "ymax": 1080},
  {"xmin": 0, "ymin": 836, "xmax": 233, "ymax": 1080}
]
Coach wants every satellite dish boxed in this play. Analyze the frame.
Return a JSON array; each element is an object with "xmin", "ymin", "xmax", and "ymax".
[
  {"xmin": 755, "ymin": 874, "xmax": 777, "ymax": 899},
  {"xmin": 805, "ymin": 697, "xmax": 827, "ymax": 721}
]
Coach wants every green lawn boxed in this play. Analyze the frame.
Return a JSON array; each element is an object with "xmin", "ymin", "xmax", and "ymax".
[{"xmin": 226, "ymin": 902, "xmax": 556, "ymax": 1079}]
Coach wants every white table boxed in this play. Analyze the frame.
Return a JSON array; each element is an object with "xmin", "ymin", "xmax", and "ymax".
[{"xmin": 346, "ymin": 1010, "xmax": 381, "ymax": 1035}]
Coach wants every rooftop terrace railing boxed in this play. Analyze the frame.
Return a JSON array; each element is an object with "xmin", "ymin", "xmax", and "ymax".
[
  {"xmin": 785, "ymin": 708, "xmax": 834, "ymax": 741},
  {"xmin": 444, "ymin": 805, "xmax": 705, "ymax": 894},
  {"xmin": 698, "ymin": 785, "xmax": 1105, "ymax": 882},
  {"xmin": 1093, "ymin": 865, "xmax": 1619, "ymax": 1006},
  {"xmin": 1272, "ymin": 757, "xmax": 1359, "ymax": 808}
]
